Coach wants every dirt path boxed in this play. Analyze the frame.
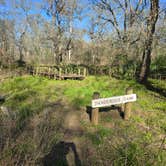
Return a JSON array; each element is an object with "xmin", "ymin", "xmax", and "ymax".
[
  {"xmin": 58, "ymin": 105, "xmax": 90, "ymax": 166},
  {"xmin": 30, "ymin": 100, "xmax": 90, "ymax": 166}
]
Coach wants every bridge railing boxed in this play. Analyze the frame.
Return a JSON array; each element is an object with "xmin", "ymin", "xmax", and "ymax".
[{"xmin": 27, "ymin": 65, "xmax": 87, "ymax": 80}]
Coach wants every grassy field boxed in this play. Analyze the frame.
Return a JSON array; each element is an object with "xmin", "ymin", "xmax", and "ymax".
[{"xmin": 0, "ymin": 75, "xmax": 166, "ymax": 165}]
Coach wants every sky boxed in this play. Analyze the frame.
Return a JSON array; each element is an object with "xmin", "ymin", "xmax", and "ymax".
[
  {"xmin": 0, "ymin": 0, "xmax": 92, "ymax": 40},
  {"xmin": 0, "ymin": 0, "xmax": 165, "ymax": 42}
]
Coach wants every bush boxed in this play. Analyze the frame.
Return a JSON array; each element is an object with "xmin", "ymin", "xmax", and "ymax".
[{"xmin": 151, "ymin": 54, "xmax": 166, "ymax": 75}]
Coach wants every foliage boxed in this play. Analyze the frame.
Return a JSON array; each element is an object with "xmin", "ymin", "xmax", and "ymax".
[{"xmin": 151, "ymin": 54, "xmax": 166, "ymax": 75}]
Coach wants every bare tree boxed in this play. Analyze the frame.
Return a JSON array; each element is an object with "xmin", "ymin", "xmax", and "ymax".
[
  {"xmin": 0, "ymin": 1, "xmax": 15, "ymax": 67},
  {"xmin": 91, "ymin": 0, "xmax": 160, "ymax": 82},
  {"xmin": 44, "ymin": 0, "xmax": 78, "ymax": 65},
  {"xmin": 91, "ymin": 0, "xmax": 147, "ymax": 45},
  {"xmin": 12, "ymin": 0, "xmax": 33, "ymax": 65}
]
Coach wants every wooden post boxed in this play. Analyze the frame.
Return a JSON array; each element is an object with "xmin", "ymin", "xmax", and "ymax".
[
  {"xmin": 54, "ymin": 68, "xmax": 57, "ymax": 79},
  {"xmin": 32, "ymin": 67, "xmax": 34, "ymax": 76},
  {"xmin": 38, "ymin": 66, "xmax": 42, "ymax": 76},
  {"xmin": 91, "ymin": 92, "xmax": 100, "ymax": 125},
  {"xmin": 48, "ymin": 67, "xmax": 51, "ymax": 78},
  {"xmin": 59, "ymin": 68, "xmax": 62, "ymax": 79},
  {"xmin": 78, "ymin": 68, "xmax": 81, "ymax": 76},
  {"xmin": 124, "ymin": 87, "xmax": 133, "ymax": 120},
  {"xmin": 83, "ymin": 68, "xmax": 86, "ymax": 77},
  {"xmin": 121, "ymin": 104, "xmax": 125, "ymax": 113},
  {"xmin": 36, "ymin": 67, "xmax": 38, "ymax": 76}
]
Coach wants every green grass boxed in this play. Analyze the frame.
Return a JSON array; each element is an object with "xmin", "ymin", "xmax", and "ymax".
[
  {"xmin": 0, "ymin": 75, "xmax": 165, "ymax": 130},
  {"xmin": 149, "ymin": 79, "xmax": 166, "ymax": 90},
  {"xmin": 0, "ymin": 75, "xmax": 166, "ymax": 165},
  {"xmin": 86, "ymin": 125, "xmax": 113, "ymax": 145}
]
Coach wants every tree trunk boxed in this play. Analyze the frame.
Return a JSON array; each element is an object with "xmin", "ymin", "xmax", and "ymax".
[
  {"xmin": 19, "ymin": 47, "xmax": 23, "ymax": 62},
  {"xmin": 18, "ymin": 32, "xmax": 25, "ymax": 63},
  {"xmin": 139, "ymin": 0, "xmax": 159, "ymax": 84}
]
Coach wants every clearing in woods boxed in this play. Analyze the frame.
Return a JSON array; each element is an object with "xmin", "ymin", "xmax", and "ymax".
[{"xmin": 0, "ymin": 75, "xmax": 166, "ymax": 165}]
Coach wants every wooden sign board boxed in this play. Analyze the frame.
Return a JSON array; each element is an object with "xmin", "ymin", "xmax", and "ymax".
[{"xmin": 92, "ymin": 94, "xmax": 137, "ymax": 108}]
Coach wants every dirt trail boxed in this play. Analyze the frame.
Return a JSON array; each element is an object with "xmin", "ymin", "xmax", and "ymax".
[
  {"xmin": 60, "ymin": 105, "xmax": 90, "ymax": 166},
  {"xmin": 33, "ymin": 100, "xmax": 90, "ymax": 166}
]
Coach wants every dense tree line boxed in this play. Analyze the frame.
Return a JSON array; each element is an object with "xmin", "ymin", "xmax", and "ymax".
[{"xmin": 0, "ymin": 0, "xmax": 165, "ymax": 82}]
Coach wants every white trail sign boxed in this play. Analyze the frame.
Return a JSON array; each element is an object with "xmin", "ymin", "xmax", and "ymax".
[{"xmin": 92, "ymin": 94, "xmax": 137, "ymax": 108}]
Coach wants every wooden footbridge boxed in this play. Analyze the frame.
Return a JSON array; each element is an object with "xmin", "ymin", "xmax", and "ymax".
[{"xmin": 27, "ymin": 65, "xmax": 87, "ymax": 80}]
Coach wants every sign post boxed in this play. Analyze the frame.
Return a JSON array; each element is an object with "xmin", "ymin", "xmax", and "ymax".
[
  {"xmin": 91, "ymin": 92, "xmax": 100, "ymax": 125},
  {"xmin": 91, "ymin": 88, "xmax": 136, "ymax": 124},
  {"xmin": 124, "ymin": 87, "xmax": 133, "ymax": 120}
]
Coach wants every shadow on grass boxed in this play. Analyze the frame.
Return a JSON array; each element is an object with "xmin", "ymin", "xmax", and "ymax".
[
  {"xmin": 42, "ymin": 141, "xmax": 81, "ymax": 166},
  {"xmin": 145, "ymin": 81, "xmax": 166, "ymax": 98},
  {"xmin": 0, "ymin": 96, "xmax": 5, "ymax": 104},
  {"xmin": 86, "ymin": 105, "xmax": 124, "ymax": 121}
]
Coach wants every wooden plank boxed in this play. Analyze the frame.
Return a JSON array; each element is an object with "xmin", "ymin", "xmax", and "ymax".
[{"xmin": 92, "ymin": 94, "xmax": 136, "ymax": 108}]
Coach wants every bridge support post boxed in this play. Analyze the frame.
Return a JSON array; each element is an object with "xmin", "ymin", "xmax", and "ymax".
[
  {"xmin": 36, "ymin": 67, "xmax": 38, "ymax": 76},
  {"xmin": 83, "ymin": 68, "xmax": 86, "ymax": 77},
  {"xmin": 59, "ymin": 68, "xmax": 62, "ymax": 80},
  {"xmin": 78, "ymin": 68, "xmax": 80, "ymax": 75}
]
